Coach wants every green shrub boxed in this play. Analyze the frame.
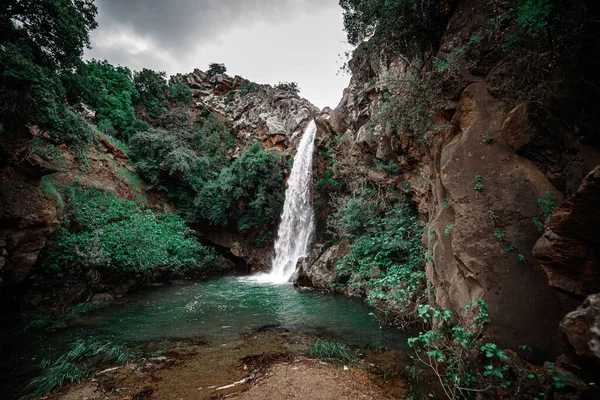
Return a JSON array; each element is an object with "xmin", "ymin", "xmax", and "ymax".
[
  {"xmin": 340, "ymin": 0, "xmax": 451, "ymax": 56},
  {"xmin": 34, "ymin": 184, "xmax": 216, "ymax": 285},
  {"xmin": 239, "ymin": 81, "xmax": 261, "ymax": 96},
  {"xmin": 133, "ymin": 68, "xmax": 168, "ymax": 118},
  {"xmin": 375, "ymin": 64, "xmax": 451, "ymax": 145},
  {"xmin": 518, "ymin": 0, "xmax": 553, "ymax": 35},
  {"xmin": 40, "ymin": 177, "xmax": 64, "ymax": 209},
  {"xmin": 532, "ymin": 191, "xmax": 557, "ymax": 233},
  {"xmin": 207, "ymin": 62, "xmax": 227, "ymax": 76},
  {"xmin": 331, "ymin": 191, "xmax": 426, "ymax": 325},
  {"xmin": 274, "ymin": 81, "xmax": 300, "ymax": 94}
]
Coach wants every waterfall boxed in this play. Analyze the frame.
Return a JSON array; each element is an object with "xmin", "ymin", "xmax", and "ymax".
[{"xmin": 268, "ymin": 120, "xmax": 317, "ymax": 283}]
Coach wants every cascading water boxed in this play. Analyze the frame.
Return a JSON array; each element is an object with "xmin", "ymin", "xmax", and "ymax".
[{"xmin": 267, "ymin": 120, "xmax": 317, "ymax": 283}]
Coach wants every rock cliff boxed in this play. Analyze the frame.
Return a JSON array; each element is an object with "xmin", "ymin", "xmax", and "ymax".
[{"xmin": 300, "ymin": 0, "xmax": 600, "ymax": 365}]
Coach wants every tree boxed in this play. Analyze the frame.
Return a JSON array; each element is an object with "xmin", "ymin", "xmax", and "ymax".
[
  {"xmin": 133, "ymin": 68, "xmax": 168, "ymax": 118},
  {"xmin": 207, "ymin": 62, "xmax": 227, "ymax": 76},
  {"xmin": 339, "ymin": 0, "xmax": 451, "ymax": 56},
  {"xmin": 0, "ymin": 0, "xmax": 98, "ymax": 145},
  {"xmin": 274, "ymin": 81, "xmax": 300, "ymax": 94}
]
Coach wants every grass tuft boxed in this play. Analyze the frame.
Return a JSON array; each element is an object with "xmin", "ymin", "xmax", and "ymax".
[{"xmin": 310, "ymin": 339, "xmax": 355, "ymax": 363}]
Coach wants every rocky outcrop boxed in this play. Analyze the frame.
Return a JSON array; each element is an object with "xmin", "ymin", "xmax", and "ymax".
[
  {"xmin": 171, "ymin": 70, "xmax": 323, "ymax": 152},
  {"xmin": 294, "ymin": 241, "xmax": 350, "ymax": 289},
  {"xmin": 321, "ymin": 2, "xmax": 600, "ymax": 360},
  {"xmin": 561, "ymin": 294, "xmax": 600, "ymax": 360},
  {"xmin": 430, "ymin": 83, "xmax": 574, "ymax": 358},
  {"xmin": 0, "ymin": 180, "xmax": 60, "ymax": 286},
  {"xmin": 534, "ymin": 166, "xmax": 600, "ymax": 297}
]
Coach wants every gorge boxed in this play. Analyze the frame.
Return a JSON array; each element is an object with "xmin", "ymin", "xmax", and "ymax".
[{"xmin": 1, "ymin": 0, "xmax": 600, "ymax": 399}]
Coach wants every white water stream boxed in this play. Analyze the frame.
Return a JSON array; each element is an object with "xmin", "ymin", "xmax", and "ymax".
[{"xmin": 256, "ymin": 120, "xmax": 317, "ymax": 283}]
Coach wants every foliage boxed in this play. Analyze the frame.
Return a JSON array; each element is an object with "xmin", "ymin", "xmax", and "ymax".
[
  {"xmin": 340, "ymin": 0, "xmax": 451, "ymax": 56},
  {"xmin": 76, "ymin": 59, "xmax": 146, "ymax": 141},
  {"xmin": 239, "ymin": 81, "xmax": 261, "ymax": 96},
  {"xmin": 194, "ymin": 142, "xmax": 285, "ymax": 230},
  {"xmin": 331, "ymin": 189, "xmax": 426, "ymax": 326},
  {"xmin": 34, "ymin": 184, "xmax": 216, "ymax": 286},
  {"xmin": 40, "ymin": 176, "xmax": 64, "ymax": 208},
  {"xmin": 130, "ymin": 113, "xmax": 285, "ymax": 232},
  {"xmin": 23, "ymin": 338, "xmax": 132, "ymax": 400},
  {"xmin": 375, "ymin": 62, "xmax": 451, "ymax": 145},
  {"xmin": 133, "ymin": 68, "xmax": 168, "ymax": 118},
  {"xmin": 274, "ymin": 81, "xmax": 300, "ymax": 94},
  {"xmin": 25, "ymin": 302, "xmax": 109, "ymax": 331},
  {"xmin": 532, "ymin": 191, "xmax": 557, "ymax": 233},
  {"xmin": 474, "ymin": 174, "xmax": 484, "ymax": 192},
  {"xmin": 444, "ymin": 225, "xmax": 454, "ymax": 236},
  {"xmin": 207, "ymin": 62, "xmax": 227, "ymax": 76},
  {"xmin": 409, "ymin": 299, "xmax": 581, "ymax": 399},
  {"xmin": 168, "ymin": 81, "xmax": 193, "ymax": 103},
  {"xmin": 517, "ymin": 0, "xmax": 553, "ymax": 35},
  {"xmin": 310, "ymin": 339, "xmax": 355, "ymax": 363}
]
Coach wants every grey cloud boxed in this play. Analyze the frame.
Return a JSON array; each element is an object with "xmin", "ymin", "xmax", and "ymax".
[
  {"xmin": 93, "ymin": 0, "xmax": 335, "ymax": 52},
  {"xmin": 85, "ymin": 0, "xmax": 351, "ymax": 108}
]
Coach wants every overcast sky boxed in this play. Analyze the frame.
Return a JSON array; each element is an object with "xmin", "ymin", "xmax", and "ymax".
[{"xmin": 85, "ymin": 0, "xmax": 352, "ymax": 109}]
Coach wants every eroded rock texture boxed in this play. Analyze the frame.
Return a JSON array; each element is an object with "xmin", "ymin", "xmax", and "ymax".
[
  {"xmin": 534, "ymin": 167, "xmax": 600, "ymax": 297},
  {"xmin": 561, "ymin": 294, "xmax": 600, "ymax": 360}
]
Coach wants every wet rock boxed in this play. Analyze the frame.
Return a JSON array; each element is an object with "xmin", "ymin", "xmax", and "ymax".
[
  {"xmin": 561, "ymin": 294, "xmax": 600, "ymax": 359},
  {"xmin": 90, "ymin": 293, "xmax": 114, "ymax": 303},
  {"xmin": 294, "ymin": 241, "xmax": 349, "ymax": 289},
  {"xmin": 534, "ymin": 166, "xmax": 600, "ymax": 296}
]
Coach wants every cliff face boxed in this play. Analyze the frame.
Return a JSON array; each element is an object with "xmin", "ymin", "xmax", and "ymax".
[{"xmin": 307, "ymin": 0, "xmax": 600, "ymax": 361}]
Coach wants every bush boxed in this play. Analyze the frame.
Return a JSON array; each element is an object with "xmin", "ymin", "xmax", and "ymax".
[
  {"xmin": 340, "ymin": 0, "xmax": 452, "ymax": 56},
  {"xmin": 409, "ymin": 300, "xmax": 580, "ymax": 399},
  {"xmin": 130, "ymin": 113, "xmax": 285, "ymax": 232},
  {"xmin": 274, "ymin": 81, "xmax": 300, "ymax": 94},
  {"xmin": 207, "ymin": 62, "xmax": 227, "ymax": 76},
  {"xmin": 133, "ymin": 68, "xmax": 168, "ymax": 118},
  {"xmin": 330, "ymin": 190, "xmax": 426, "ymax": 325},
  {"xmin": 194, "ymin": 142, "xmax": 285, "ymax": 230},
  {"xmin": 34, "ymin": 184, "xmax": 216, "ymax": 285}
]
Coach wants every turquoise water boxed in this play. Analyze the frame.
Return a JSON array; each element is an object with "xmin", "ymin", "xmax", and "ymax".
[{"xmin": 1, "ymin": 276, "xmax": 411, "ymax": 397}]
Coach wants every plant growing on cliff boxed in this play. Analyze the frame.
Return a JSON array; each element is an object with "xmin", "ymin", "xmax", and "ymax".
[
  {"xmin": 207, "ymin": 62, "xmax": 227, "ymax": 76},
  {"xmin": 409, "ymin": 299, "xmax": 580, "ymax": 399},
  {"xmin": 532, "ymin": 191, "xmax": 557, "ymax": 233},
  {"xmin": 274, "ymin": 81, "xmax": 300, "ymax": 94},
  {"xmin": 332, "ymin": 190, "xmax": 426, "ymax": 326}
]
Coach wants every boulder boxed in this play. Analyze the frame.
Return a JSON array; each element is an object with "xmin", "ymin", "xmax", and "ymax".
[
  {"xmin": 90, "ymin": 293, "xmax": 114, "ymax": 303},
  {"xmin": 294, "ymin": 241, "xmax": 350, "ymax": 289},
  {"xmin": 561, "ymin": 294, "xmax": 600, "ymax": 359}
]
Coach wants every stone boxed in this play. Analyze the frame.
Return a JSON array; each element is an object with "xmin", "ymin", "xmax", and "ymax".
[
  {"xmin": 294, "ymin": 241, "xmax": 350, "ymax": 289},
  {"xmin": 431, "ymin": 83, "xmax": 570, "ymax": 359},
  {"xmin": 560, "ymin": 294, "xmax": 600, "ymax": 359},
  {"xmin": 90, "ymin": 293, "xmax": 114, "ymax": 303},
  {"xmin": 500, "ymin": 102, "xmax": 563, "ymax": 172},
  {"xmin": 534, "ymin": 166, "xmax": 600, "ymax": 296},
  {"xmin": 0, "ymin": 182, "xmax": 60, "ymax": 285}
]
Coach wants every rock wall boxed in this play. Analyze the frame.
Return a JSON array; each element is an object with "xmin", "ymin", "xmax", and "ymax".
[{"xmin": 305, "ymin": 0, "xmax": 600, "ymax": 362}]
